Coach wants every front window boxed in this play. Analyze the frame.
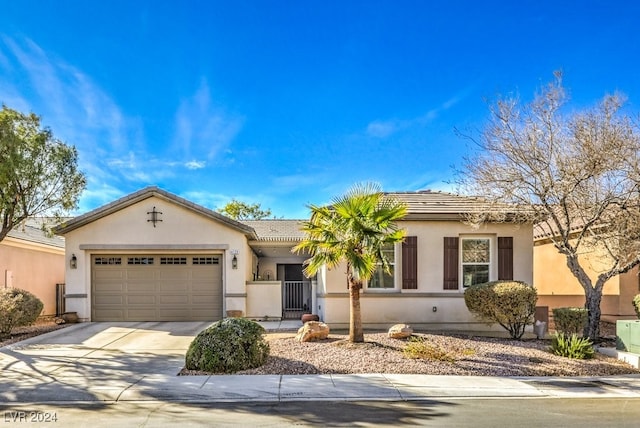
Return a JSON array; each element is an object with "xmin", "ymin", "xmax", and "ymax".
[
  {"xmin": 462, "ymin": 238, "xmax": 490, "ymax": 287},
  {"xmin": 368, "ymin": 244, "xmax": 395, "ymax": 289}
]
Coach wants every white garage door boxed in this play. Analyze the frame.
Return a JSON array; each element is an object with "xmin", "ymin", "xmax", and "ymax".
[{"xmin": 91, "ymin": 255, "xmax": 223, "ymax": 321}]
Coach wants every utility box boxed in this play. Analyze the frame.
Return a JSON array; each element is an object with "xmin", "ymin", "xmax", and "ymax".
[{"xmin": 616, "ymin": 320, "xmax": 640, "ymax": 354}]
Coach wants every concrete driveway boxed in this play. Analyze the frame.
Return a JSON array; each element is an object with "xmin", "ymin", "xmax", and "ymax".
[{"xmin": 0, "ymin": 322, "xmax": 211, "ymax": 402}]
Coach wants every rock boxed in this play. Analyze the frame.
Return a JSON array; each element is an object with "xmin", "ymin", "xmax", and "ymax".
[
  {"xmin": 301, "ymin": 313, "xmax": 320, "ymax": 323},
  {"xmin": 295, "ymin": 321, "xmax": 330, "ymax": 342},
  {"xmin": 388, "ymin": 323, "xmax": 413, "ymax": 339}
]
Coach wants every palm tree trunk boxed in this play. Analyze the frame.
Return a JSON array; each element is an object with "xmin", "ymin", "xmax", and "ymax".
[{"xmin": 349, "ymin": 281, "xmax": 364, "ymax": 343}]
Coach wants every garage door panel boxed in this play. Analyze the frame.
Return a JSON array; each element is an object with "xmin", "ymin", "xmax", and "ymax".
[
  {"xmin": 126, "ymin": 282, "xmax": 158, "ymax": 293},
  {"xmin": 94, "ymin": 282, "xmax": 125, "ymax": 293},
  {"xmin": 94, "ymin": 270, "xmax": 125, "ymax": 280},
  {"xmin": 94, "ymin": 295, "xmax": 124, "ymax": 305},
  {"xmin": 92, "ymin": 254, "xmax": 223, "ymax": 322},
  {"xmin": 158, "ymin": 270, "xmax": 191, "ymax": 280},
  {"xmin": 158, "ymin": 283, "xmax": 189, "ymax": 292},
  {"xmin": 158, "ymin": 295, "xmax": 190, "ymax": 304},
  {"xmin": 191, "ymin": 294, "xmax": 218, "ymax": 304},
  {"xmin": 126, "ymin": 270, "xmax": 156, "ymax": 280},
  {"xmin": 126, "ymin": 295, "xmax": 157, "ymax": 305},
  {"xmin": 93, "ymin": 309, "xmax": 125, "ymax": 320}
]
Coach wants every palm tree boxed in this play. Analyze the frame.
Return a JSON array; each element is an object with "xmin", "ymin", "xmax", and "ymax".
[{"xmin": 294, "ymin": 183, "xmax": 407, "ymax": 342}]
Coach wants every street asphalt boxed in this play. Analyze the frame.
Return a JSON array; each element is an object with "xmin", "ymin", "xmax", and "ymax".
[{"xmin": 1, "ymin": 321, "xmax": 640, "ymax": 404}]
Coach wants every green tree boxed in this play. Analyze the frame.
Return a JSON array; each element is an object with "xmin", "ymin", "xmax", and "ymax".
[
  {"xmin": 218, "ymin": 199, "xmax": 272, "ymax": 220},
  {"xmin": 0, "ymin": 105, "xmax": 86, "ymax": 241},
  {"xmin": 294, "ymin": 183, "xmax": 407, "ymax": 343},
  {"xmin": 459, "ymin": 73, "xmax": 640, "ymax": 341}
]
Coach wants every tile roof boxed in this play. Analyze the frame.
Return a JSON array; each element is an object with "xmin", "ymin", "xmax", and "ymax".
[
  {"xmin": 242, "ymin": 219, "xmax": 306, "ymax": 241},
  {"xmin": 6, "ymin": 218, "xmax": 65, "ymax": 248},
  {"xmin": 387, "ymin": 191, "xmax": 528, "ymax": 221}
]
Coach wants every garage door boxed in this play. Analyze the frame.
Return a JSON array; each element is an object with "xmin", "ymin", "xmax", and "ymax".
[{"xmin": 91, "ymin": 255, "xmax": 223, "ymax": 321}]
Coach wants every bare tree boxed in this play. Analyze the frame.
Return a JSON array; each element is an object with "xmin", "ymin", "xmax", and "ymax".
[{"xmin": 458, "ymin": 73, "xmax": 640, "ymax": 340}]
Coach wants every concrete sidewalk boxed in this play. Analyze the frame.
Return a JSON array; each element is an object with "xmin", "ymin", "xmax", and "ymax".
[{"xmin": 1, "ymin": 322, "xmax": 640, "ymax": 404}]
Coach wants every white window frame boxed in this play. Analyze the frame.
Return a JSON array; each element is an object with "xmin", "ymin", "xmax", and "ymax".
[
  {"xmin": 460, "ymin": 236, "xmax": 496, "ymax": 288},
  {"xmin": 366, "ymin": 242, "xmax": 400, "ymax": 291}
]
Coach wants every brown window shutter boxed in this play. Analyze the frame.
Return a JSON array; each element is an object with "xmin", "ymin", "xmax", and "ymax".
[
  {"xmin": 443, "ymin": 237, "xmax": 459, "ymax": 290},
  {"xmin": 498, "ymin": 237, "xmax": 514, "ymax": 280},
  {"xmin": 402, "ymin": 236, "xmax": 418, "ymax": 289}
]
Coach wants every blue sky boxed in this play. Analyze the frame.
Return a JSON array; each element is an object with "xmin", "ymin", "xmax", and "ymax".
[{"xmin": 1, "ymin": 1, "xmax": 639, "ymax": 218}]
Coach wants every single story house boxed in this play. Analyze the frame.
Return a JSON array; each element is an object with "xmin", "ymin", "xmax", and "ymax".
[
  {"xmin": 55, "ymin": 186, "xmax": 534, "ymax": 331},
  {"xmin": 1, "ymin": 218, "xmax": 66, "ymax": 316}
]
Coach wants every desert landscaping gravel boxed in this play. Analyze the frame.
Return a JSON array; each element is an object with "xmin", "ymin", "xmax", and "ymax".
[{"xmin": 180, "ymin": 329, "xmax": 640, "ymax": 377}]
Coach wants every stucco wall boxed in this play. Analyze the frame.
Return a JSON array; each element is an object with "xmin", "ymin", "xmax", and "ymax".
[
  {"xmin": 317, "ymin": 220, "xmax": 534, "ymax": 330},
  {"xmin": 0, "ymin": 238, "xmax": 65, "ymax": 316},
  {"xmin": 534, "ymin": 240, "xmax": 639, "ymax": 319},
  {"xmin": 246, "ymin": 281, "xmax": 282, "ymax": 319},
  {"xmin": 62, "ymin": 195, "xmax": 251, "ymax": 320}
]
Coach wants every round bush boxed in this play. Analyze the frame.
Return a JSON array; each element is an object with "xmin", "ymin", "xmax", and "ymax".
[
  {"xmin": 633, "ymin": 294, "xmax": 640, "ymax": 319},
  {"xmin": 464, "ymin": 280, "xmax": 537, "ymax": 339},
  {"xmin": 0, "ymin": 288, "xmax": 44, "ymax": 338},
  {"xmin": 185, "ymin": 318, "xmax": 269, "ymax": 373}
]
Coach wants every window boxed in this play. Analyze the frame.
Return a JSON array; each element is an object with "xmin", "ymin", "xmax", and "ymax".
[
  {"xmin": 95, "ymin": 257, "xmax": 122, "ymax": 265},
  {"xmin": 461, "ymin": 238, "xmax": 490, "ymax": 287},
  {"xmin": 193, "ymin": 257, "xmax": 219, "ymax": 265},
  {"xmin": 368, "ymin": 244, "xmax": 395, "ymax": 289},
  {"xmin": 128, "ymin": 257, "xmax": 154, "ymax": 265},
  {"xmin": 160, "ymin": 257, "xmax": 187, "ymax": 265}
]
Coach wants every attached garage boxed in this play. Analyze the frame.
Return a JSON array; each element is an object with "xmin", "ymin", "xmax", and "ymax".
[
  {"xmin": 55, "ymin": 187, "xmax": 258, "ymax": 322},
  {"xmin": 91, "ymin": 254, "xmax": 223, "ymax": 321}
]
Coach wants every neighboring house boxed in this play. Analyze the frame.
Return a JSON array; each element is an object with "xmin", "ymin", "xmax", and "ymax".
[
  {"xmin": 1, "ymin": 218, "xmax": 65, "ymax": 316},
  {"xmin": 534, "ymin": 230, "xmax": 639, "ymax": 323},
  {"xmin": 54, "ymin": 186, "xmax": 534, "ymax": 331}
]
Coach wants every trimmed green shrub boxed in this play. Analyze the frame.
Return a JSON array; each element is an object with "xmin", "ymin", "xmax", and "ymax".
[
  {"xmin": 0, "ymin": 288, "xmax": 44, "ymax": 339},
  {"xmin": 550, "ymin": 332, "xmax": 594, "ymax": 359},
  {"xmin": 633, "ymin": 294, "xmax": 640, "ymax": 319},
  {"xmin": 185, "ymin": 318, "xmax": 269, "ymax": 373},
  {"xmin": 552, "ymin": 307, "xmax": 588, "ymax": 336},
  {"xmin": 464, "ymin": 280, "xmax": 537, "ymax": 340}
]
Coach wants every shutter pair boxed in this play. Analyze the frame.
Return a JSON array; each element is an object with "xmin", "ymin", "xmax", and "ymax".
[{"xmin": 443, "ymin": 236, "xmax": 514, "ymax": 290}]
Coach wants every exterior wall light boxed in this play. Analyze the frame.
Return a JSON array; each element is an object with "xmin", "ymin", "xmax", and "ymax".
[
  {"xmin": 70, "ymin": 254, "xmax": 77, "ymax": 269},
  {"xmin": 230, "ymin": 249, "xmax": 239, "ymax": 269}
]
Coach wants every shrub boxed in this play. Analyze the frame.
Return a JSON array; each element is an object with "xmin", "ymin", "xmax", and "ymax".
[
  {"xmin": 464, "ymin": 280, "xmax": 537, "ymax": 340},
  {"xmin": 0, "ymin": 288, "xmax": 44, "ymax": 339},
  {"xmin": 185, "ymin": 318, "xmax": 269, "ymax": 373},
  {"xmin": 550, "ymin": 332, "xmax": 594, "ymax": 359},
  {"xmin": 403, "ymin": 337, "xmax": 455, "ymax": 362},
  {"xmin": 552, "ymin": 307, "xmax": 588, "ymax": 336},
  {"xmin": 633, "ymin": 294, "xmax": 640, "ymax": 319}
]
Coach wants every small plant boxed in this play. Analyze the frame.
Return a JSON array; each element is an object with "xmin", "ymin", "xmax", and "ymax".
[
  {"xmin": 633, "ymin": 294, "xmax": 640, "ymax": 319},
  {"xmin": 0, "ymin": 288, "xmax": 43, "ymax": 339},
  {"xmin": 552, "ymin": 307, "xmax": 588, "ymax": 336},
  {"xmin": 185, "ymin": 318, "xmax": 269, "ymax": 373},
  {"xmin": 464, "ymin": 280, "xmax": 537, "ymax": 339},
  {"xmin": 550, "ymin": 332, "xmax": 594, "ymax": 359},
  {"xmin": 403, "ymin": 337, "xmax": 455, "ymax": 362}
]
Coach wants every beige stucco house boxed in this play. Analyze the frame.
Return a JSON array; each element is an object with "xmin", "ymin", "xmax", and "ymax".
[
  {"xmin": 55, "ymin": 186, "xmax": 534, "ymax": 331},
  {"xmin": 534, "ymin": 233, "xmax": 639, "ymax": 323},
  {"xmin": 1, "ymin": 219, "xmax": 65, "ymax": 316}
]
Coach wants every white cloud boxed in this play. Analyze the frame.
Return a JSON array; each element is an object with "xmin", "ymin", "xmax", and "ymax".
[
  {"xmin": 365, "ymin": 90, "xmax": 469, "ymax": 139},
  {"xmin": 185, "ymin": 160, "xmax": 206, "ymax": 170}
]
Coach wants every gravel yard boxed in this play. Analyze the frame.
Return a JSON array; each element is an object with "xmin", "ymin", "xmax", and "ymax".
[
  {"xmin": 182, "ymin": 323, "xmax": 639, "ymax": 377},
  {"xmin": 226, "ymin": 332, "xmax": 639, "ymax": 376}
]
